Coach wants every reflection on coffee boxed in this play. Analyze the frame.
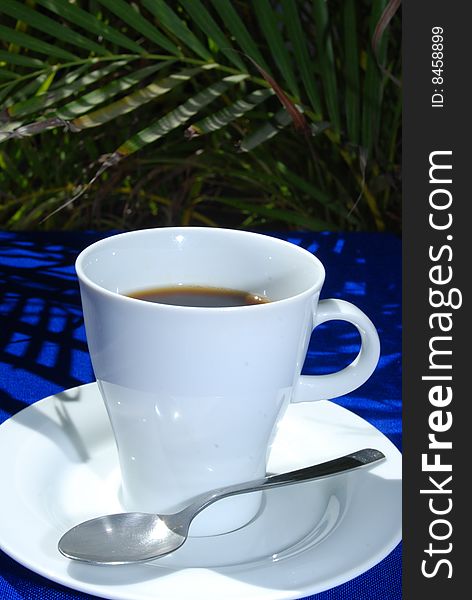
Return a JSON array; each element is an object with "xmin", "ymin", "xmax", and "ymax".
[{"xmin": 126, "ymin": 285, "xmax": 270, "ymax": 307}]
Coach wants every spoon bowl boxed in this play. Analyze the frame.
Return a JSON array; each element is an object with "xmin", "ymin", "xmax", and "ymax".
[
  {"xmin": 61, "ymin": 512, "xmax": 189, "ymax": 565},
  {"xmin": 58, "ymin": 448, "xmax": 385, "ymax": 565}
]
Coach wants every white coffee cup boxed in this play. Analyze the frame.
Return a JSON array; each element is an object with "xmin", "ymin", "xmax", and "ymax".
[{"xmin": 75, "ymin": 227, "xmax": 380, "ymax": 536}]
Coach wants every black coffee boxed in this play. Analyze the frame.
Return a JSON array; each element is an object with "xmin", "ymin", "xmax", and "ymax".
[{"xmin": 126, "ymin": 285, "xmax": 270, "ymax": 307}]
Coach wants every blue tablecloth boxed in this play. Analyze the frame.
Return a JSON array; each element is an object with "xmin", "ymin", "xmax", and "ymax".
[{"xmin": 0, "ymin": 230, "xmax": 401, "ymax": 600}]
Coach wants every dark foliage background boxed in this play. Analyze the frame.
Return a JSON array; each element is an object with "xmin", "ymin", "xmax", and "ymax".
[{"xmin": 0, "ymin": 0, "xmax": 401, "ymax": 232}]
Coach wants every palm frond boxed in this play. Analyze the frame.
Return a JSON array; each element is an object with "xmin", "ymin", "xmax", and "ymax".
[
  {"xmin": 117, "ymin": 73, "xmax": 249, "ymax": 156},
  {"xmin": 188, "ymin": 89, "xmax": 274, "ymax": 137},
  {"xmin": 4, "ymin": 62, "xmax": 127, "ymax": 120}
]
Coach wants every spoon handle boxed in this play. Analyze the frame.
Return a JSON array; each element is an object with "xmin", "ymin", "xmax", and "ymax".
[
  {"xmin": 183, "ymin": 448, "xmax": 385, "ymax": 522},
  {"xmin": 261, "ymin": 448, "xmax": 385, "ymax": 487}
]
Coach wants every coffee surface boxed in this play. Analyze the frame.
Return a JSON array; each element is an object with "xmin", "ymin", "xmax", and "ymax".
[{"xmin": 126, "ymin": 285, "xmax": 270, "ymax": 307}]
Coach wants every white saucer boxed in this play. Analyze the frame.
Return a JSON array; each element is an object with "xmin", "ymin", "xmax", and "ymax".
[{"xmin": 0, "ymin": 383, "xmax": 401, "ymax": 600}]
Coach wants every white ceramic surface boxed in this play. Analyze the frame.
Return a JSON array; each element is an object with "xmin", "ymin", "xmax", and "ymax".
[
  {"xmin": 0, "ymin": 382, "xmax": 401, "ymax": 600},
  {"xmin": 75, "ymin": 228, "xmax": 380, "ymax": 534}
]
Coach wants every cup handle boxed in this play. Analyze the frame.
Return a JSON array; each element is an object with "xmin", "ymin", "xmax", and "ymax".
[{"xmin": 292, "ymin": 299, "xmax": 380, "ymax": 403}]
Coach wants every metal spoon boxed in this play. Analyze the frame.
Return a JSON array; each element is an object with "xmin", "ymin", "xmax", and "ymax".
[{"xmin": 58, "ymin": 448, "xmax": 385, "ymax": 565}]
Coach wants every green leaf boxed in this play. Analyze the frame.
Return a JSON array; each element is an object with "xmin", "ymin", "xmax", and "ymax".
[
  {"xmin": 178, "ymin": 0, "xmax": 246, "ymax": 70},
  {"xmin": 51, "ymin": 62, "xmax": 171, "ymax": 120},
  {"xmin": 253, "ymin": 0, "xmax": 300, "ymax": 99},
  {"xmin": 0, "ymin": 63, "xmax": 197, "ymax": 141},
  {"xmin": 34, "ymin": 69, "xmax": 56, "ymax": 96},
  {"xmin": 189, "ymin": 88, "xmax": 273, "ymax": 135},
  {"xmin": 6, "ymin": 62, "xmax": 127, "ymax": 119},
  {"xmin": 372, "ymin": 0, "xmax": 401, "ymax": 61},
  {"xmin": 343, "ymin": 0, "xmax": 360, "ymax": 143},
  {"xmin": 141, "ymin": 0, "xmax": 212, "ymax": 61},
  {"xmin": 387, "ymin": 90, "xmax": 401, "ymax": 165},
  {"xmin": 0, "ymin": 50, "xmax": 45, "ymax": 68},
  {"xmin": 280, "ymin": 0, "xmax": 321, "ymax": 114},
  {"xmin": 95, "ymin": 0, "xmax": 180, "ymax": 55},
  {"xmin": 118, "ymin": 73, "xmax": 249, "ymax": 155},
  {"xmin": 64, "ymin": 65, "xmax": 202, "ymax": 129},
  {"xmin": 312, "ymin": 0, "xmax": 341, "ymax": 132},
  {"xmin": 45, "ymin": 64, "xmax": 91, "ymax": 94},
  {"xmin": 36, "ymin": 0, "xmax": 144, "ymax": 54},
  {"xmin": 6, "ymin": 72, "xmax": 52, "ymax": 106},
  {"xmin": 239, "ymin": 108, "xmax": 292, "ymax": 152},
  {"xmin": 0, "ymin": 24, "xmax": 77, "ymax": 61},
  {"xmin": 0, "ymin": 82, "xmax": 17, "ymax": 106},
  {"xmin": 0, "ymin": 71, "xmax": 20, "ymax": 82},
  {"xmin": 0, "ymin": 0, "xmax": 109, "ymax": 57},
  {"xmin": 0, "ymin": 121, "xmax": 22, "ymax": 143},
  {"xmin": 362, "ymin": 0, "xmax": 388, "ymax": 156},
  {"xmin": 210, "ymin": 0, "xmax": 269, "ymax": 71}
]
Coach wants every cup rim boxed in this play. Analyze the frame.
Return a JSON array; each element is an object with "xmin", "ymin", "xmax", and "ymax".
[{"xmin": 75, "ymin": 227, "xmax": 326, "ymax": 311}]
